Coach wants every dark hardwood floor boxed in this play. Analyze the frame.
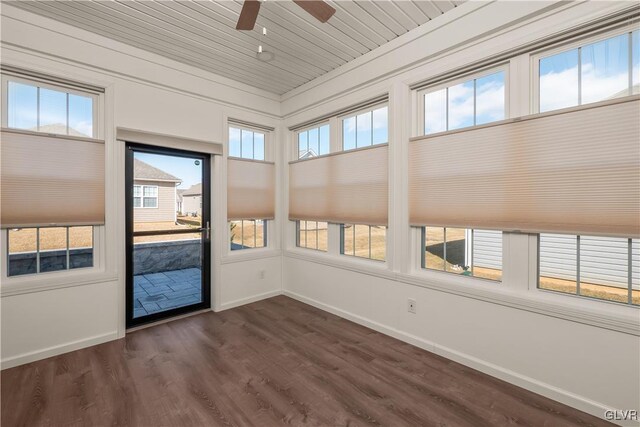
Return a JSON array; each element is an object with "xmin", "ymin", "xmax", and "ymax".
[{"xmin": 1, "ymin": 296, "xmax": 612, "ymax": 426}]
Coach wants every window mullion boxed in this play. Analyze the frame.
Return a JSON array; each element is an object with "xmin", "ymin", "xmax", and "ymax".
[
  {"xmin": 628, "ymin": 238, "xmax": 633, "ymax": 305},
  {"xmin": 576, "ymin": 235, "xmax": 581, "ymax": 296},
  {"xmin": 66, "ymin": 226, "xmax": 70, "ymax": 270},
  {"xmin": 36, "ymin": 228, "xmax": 41, "ymax": 274},
  {"xmin": 577, "ymin": 47, "xmax": 582, "ymax": 106}
]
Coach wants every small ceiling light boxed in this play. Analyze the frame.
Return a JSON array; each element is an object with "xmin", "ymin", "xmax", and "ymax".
[
  {"xmin": 262, "ymin": 27, "xmax": 267, "ymax": 36},
  {"xmin": 258, "ymin": 45, "xmax": 263, "ymax": 53}
]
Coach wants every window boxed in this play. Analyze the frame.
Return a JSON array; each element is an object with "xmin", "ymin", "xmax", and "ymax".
[
  {"xmin": 5, "ymin": 78, "xmax": 96, "ymax": 137},
  {"xmin": 296, "ymin": 221, "xmax": 328, "ymax": 251},
  {"xmin": 421, "ymin": 69, "xmax": 506, "ymax": 135},
  {"xmin": 342, "ymin": 105, "xmax": 388, "ymax": 150},
  {"xmin": 421, "ymin": 227, "xmax": 502, "ymax": 281},
  {"xmin": 133, "ymin": 185, "xmax": 158, "ymax": 208},
  {"xmin": 539, "ymin": 234, "xmax": 639, "ymax": 305},
  {"xmin": 538, "ymin": 30, "xmax": 639, "ymax": 112},
  {"xmin": 340, "ymin": 224, "xmax": 386, "ymax": 261},
  {"xmin": 7, "ymin": 226, "xmax": 94, "ymax": 276},
  {"xmin": 229, "ymin": 126, "xmax": 265, "ymax": 160},
  {"xmin": 230, "ymin": 220, "xmax": 267, "ymax": 250},
  {"xmin": 297, "ymin": 124, "xmax": 329, "ymax": 158}
]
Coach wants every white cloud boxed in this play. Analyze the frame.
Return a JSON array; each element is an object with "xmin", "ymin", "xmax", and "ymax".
[{"xmin": 540, "ymin": 64, "xmax": 629, "ymax": 111}]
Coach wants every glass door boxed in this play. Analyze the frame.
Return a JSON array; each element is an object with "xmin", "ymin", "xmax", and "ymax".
[{"xmin": 125, "ymin": 143, "xmax": 211, "ymax": 328}]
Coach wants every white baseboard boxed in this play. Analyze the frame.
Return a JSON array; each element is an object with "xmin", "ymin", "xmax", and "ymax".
[
  {"xmin": 282, "ymin": 290, "xmax": 624, "ymax": 425},
  {"xmin": 1, "ymin": 331, "xmax": 119, "ymax": 370},
  {"xmin": 216, "ymin": 289, "xmax": 282, "ymax": 312}
]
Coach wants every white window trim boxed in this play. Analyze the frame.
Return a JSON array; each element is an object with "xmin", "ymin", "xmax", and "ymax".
[
  {"xmin": 133, "ymin": 184, "xmax": 159, "ymax": 209},
  {"xmin": 225, "ymin": 119, "xmax": 275, "ymax": 256},
  {"xmin": 296, "ymin": 220, "xmax": 328, "ymax": 252},
  {"xmin": 227, "ymin": 124, "xmax": 270, "ymax": 162},
  {"xmin": 1, "ymin": 225, "xmax": 111, "ymax": 295},
  {"xmin": 0, "ymin": 72, "xmax": 109, "ymax": 295},
  {"xmin": 294, "ymin": 122, "xmax": 330, "ymax": 160},
  {"xmin": 418, "ymin": 226, "xmax": 503, "ymax": 283},
  {"xmin": 530, "ymin": 24, "xmax": 639, "ymax": 114},
  {"xmin": 339, "ymin": 102, "xmax": 389, "ymax": 152},
  {"xmin": 416, "ymin": 64, "xmax": 510, "ymax": 136},
  {"xmin": 1, "ymin": 74, "xmax": 101, "ymax": 139}
]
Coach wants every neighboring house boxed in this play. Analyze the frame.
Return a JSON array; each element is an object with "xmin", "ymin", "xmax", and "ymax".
[
  {"xmin": 176, "ymin": 189, "xmax": 185, "ymax": 214},
  {"xmin": 30, "ymin": 123, "xmax": 90, "ymax": 138},
  {"xmin": 471, "ymin": 231, "xmax": 639, "ymax": 289},
  {"xmin": 134, "ymin": 159, "xmax": 181, "ymax": 223},
  {"xmin": 181, "ymin": 183, "xmax": 202, "ymax": 217},
  {"xmin": 298, "ymin": 149, "xmax": 317, "ymax": 159}
]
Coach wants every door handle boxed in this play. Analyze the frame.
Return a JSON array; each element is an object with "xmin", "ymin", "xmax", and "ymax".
[{"xmin": 205, "ymin": 221, "xmax": 211, "ymax": 241}]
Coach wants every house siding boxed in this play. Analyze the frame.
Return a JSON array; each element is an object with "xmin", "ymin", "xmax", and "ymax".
[
  {"xmin": 133, "ymin": 180, "xmax": 177, "ymax": 223},
  {"xmin": 474, "ymin": 232, "xmax": 640, "ymax": 290},
  {"xmin": 472, "ymin": 230, "xmax": 503, "ymax": 271},
  {"xmin": 182, "ymin": 195, "xmax": 202, "ymax": 216}
]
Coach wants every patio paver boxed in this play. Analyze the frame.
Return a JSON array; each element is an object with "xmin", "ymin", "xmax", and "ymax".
[{"xmin": 133, "ymin": 268, "xmax": 202, "ymax": 318}]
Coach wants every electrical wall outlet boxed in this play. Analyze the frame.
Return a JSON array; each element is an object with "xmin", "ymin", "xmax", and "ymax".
[{"xmin": 408, "ymin": 299, "xmax": 416, "ymax": 314}]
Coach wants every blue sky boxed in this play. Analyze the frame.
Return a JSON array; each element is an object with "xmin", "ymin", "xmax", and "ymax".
[
  {"xmin": 135, "ymin": 152, "xmax": 202, "ymax": 189},
  {"xmin": 8, "ymin": 82, "xmax": 93, "ymax": 137}
]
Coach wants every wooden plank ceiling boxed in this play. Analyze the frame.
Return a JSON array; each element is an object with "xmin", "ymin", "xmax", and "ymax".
[{"xmin": 8, "ymin": 1, "xmax": 464, "ymax": 95}]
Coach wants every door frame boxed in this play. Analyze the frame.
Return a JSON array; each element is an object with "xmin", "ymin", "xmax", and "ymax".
[{"xmin": 125, "ymin": 142, "xmax": 211, "ymax": 328}]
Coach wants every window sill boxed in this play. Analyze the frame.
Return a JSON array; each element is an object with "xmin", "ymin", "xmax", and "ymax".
[
  {"xmin": 284, "ymin": 250, "xmax": 640, "ymax": 336},
  {"xmin": 284, "ymin": 248, "xmax": 395, "ymax": 280},
  {"xmin": 1, "ymin": 269, "xmax": 119, "ymax": 297},
  {"xmin": 221, "ymin": 248, "xmax": 281, "ymax": 264}
]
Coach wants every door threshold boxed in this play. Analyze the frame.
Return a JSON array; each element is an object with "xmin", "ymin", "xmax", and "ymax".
[{"xmin": 126, "ymin": 308, "xmax": 212, "ymax": 333}]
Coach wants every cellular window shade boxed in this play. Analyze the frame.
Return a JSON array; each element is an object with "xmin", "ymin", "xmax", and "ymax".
[
  {"xmin": 289, "ymin": 144, "xmax": 388, "ymax": 226},
  {"xmin": 227, "ymin": 158, "xmax": 275, "ymax": 220},
  {"xmin": 1, "ymin": 129, "xmax": 105, "ymax": 228},
  {"xmin": 409, "ymin": 96, "xmax": 640, "ymax": 238}
]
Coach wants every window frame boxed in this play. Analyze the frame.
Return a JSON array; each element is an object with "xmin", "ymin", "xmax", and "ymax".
[
  {"xmin": 339, "ymin": 102, "xmax": 389, "ymax": 152},
  {"xmin": 132, "ymin": 184, "xmax": 159, "ymax": 209},
  {"xmin": 6, "ymin": 226, "xmax": 96, "ymax": 277},
  {"xmin": 420, "ymin": 226, "xmax": 503, "ymax": 283},
  {"xmin": 225, "ymin": 121, "xmax": 275, "ymax": 255},
  {"xmin": 339, "ymin": 223, "xmax": 387, "ymax": 262},
  {"xmin": 416, "ymin": 64, "xmax": 509, "ymax": 136},
  {"xmin": 0, "ymin": 72, "xmax": 106, "ymax": 291},
  {"xmin": 536, "ymin": 234, "xmax": 638, "ymax": 306},
  {"xmin": 1, "ymin": 74, "xmax": 101, "ymax": 139},
  {"xmin": 227, "ymin": 124, "xmax": 270, "ymax": 161},
  {"xmin": 294, "ymin": 122, "xmax": 331, "ymax": 160},
  {"xmin": 229, "ymin": 219, "xmax": 268, "ymax": 251},
  {"xmin": 531, "ymin": 25, "xmax": 639, "ymax": 114},
  {"xmin": 296, "ymin": 220, "xmax": 328, "ymax": 252}
]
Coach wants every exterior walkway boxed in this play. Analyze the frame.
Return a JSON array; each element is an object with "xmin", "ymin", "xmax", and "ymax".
[{"xmin": 133, "ymin": 268, "xmax": 201, "ymax": 318}]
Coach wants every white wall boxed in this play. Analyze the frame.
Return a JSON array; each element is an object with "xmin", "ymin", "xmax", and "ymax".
[
  {"xmin": 0, "ymin": 4, "xmax": 282, "ymax": 368},
  {"xmin": 280, "ymin": 0, "xmax": 640, "ymax": 423}
]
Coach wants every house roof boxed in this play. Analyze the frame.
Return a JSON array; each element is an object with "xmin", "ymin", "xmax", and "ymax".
[
  {"xmin": 31, "ymin": 123, "xmax": 91, "ymax": 138},
  {"xmin": 134, "ymin": 159, "xmax": 181, "ymax": 183},
  {"xmin": 182, "ymin": 183, "xmax": 202, "ymax": 196}
]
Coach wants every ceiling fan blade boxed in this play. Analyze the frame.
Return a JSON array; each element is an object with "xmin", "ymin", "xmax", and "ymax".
[
  {"xmin": 293, "ymin": 1, "xmax": 336, "ymax": 23},
  {"xmin": 236, "ymin": 0, "xmax": 261, "ymax": 30}
]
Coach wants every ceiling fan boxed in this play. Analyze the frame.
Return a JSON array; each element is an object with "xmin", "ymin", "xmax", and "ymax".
[{"xmin": 236, "ymin": 0, "xmax": 336, "ymax": 30}]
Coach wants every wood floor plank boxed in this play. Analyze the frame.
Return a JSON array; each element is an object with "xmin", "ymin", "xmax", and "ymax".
[{"xmin": 1, "ymin": 296, "xmax": 613, "ymax": 427}]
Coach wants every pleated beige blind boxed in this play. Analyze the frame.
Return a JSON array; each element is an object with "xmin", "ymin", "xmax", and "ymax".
[
  {"xmin": 409, "ymin": 96, "xmax": 640, "ymax": 237},
  {"xmin": 1, "ymin": 129, "xmax": 105, "ymax": 228},
  {"xmin": 227, "ymin": 158, "xmax": 275, "ymax": 220},
  {"xmin": 289, "ymin": 145, "xmax": 388, "ymax": 225}
]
